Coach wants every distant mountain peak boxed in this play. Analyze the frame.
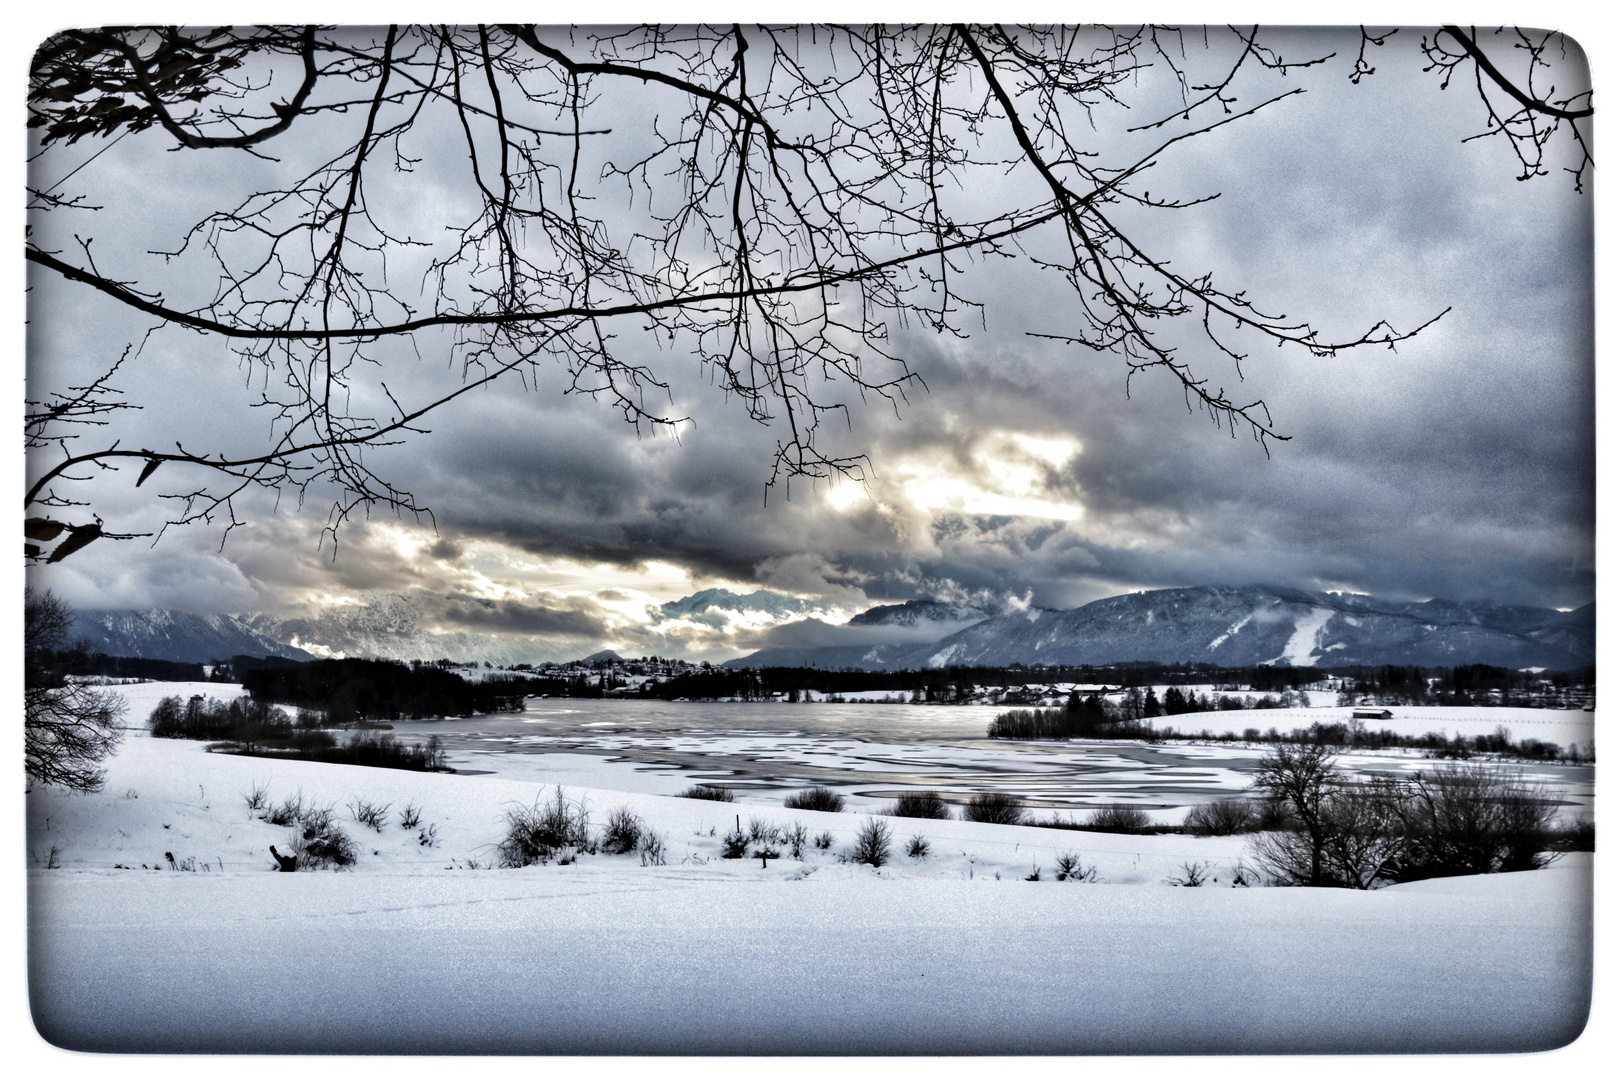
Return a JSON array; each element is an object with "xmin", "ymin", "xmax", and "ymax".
[
  {"xmin": 847, "ymin": 598, "xmax": 991, "ymax": 627},
  {"xmin": 658, "ymin": 588, "xmax": 822, "ymax": 623}
]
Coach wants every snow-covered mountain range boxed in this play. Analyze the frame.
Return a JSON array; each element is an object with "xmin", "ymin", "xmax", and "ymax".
[
  {"xmin": 70, "ymin": 594, "xmax": 575, "ymax": 667},
  {"xmin": 68, "ymin": 585, "xmax": 1594, "ymax": 671},
  {"xmin": 66, "ymin": 609, "xmax": 317, "ymax": 664},
  {"xmin": 726, "ymin": 586, "xmax": 1595, "ymax": 671},
  {"xmin": 658, "ymin": 587, "xmax": 828, "ymax": 625}
]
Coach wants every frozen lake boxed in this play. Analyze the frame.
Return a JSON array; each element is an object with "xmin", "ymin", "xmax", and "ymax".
[{"xmin": 387, "ymin": 699, "xmax": 1596, "ymax": 823}]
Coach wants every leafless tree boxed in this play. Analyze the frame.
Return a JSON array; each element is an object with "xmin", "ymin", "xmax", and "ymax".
[
  {"xmin": 1402, "ymin": 763, "xmax": 1559, "ymax": 876},
  {"xmin": 1315, "ymin": 776, "xmax": 1414, "ymax": 889},
  {"xmin": 1249, "ymin": 742, "xmax": 1340, "ymax": 886},
  {"xmin": 23, "ymin": 588, "xmax": 125, "ymax": 792},
  {"xmin": 25, "ymin": 24, "xmax": 1586, "ymax": 562}
]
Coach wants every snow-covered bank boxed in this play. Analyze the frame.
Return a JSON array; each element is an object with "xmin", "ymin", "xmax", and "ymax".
[
  {"xmin": 30, "ymin": 856, "xmax": 1591, "ymax": 1055},
  {"xmin": 1149, "ymin": 702, "xmax": 1594, "ymax": 746},
  {"xmin": 25, "ymin": 689, "xmax": 1594, "ymax": 1054}
]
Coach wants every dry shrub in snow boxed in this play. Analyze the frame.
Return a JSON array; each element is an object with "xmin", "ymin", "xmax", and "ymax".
[
  {"xmin": 498, "ymin": 787, "xmax": 592, "ymax": 867},
  {"xmin": 1185, "ymin": 797, "xmax": 1258, "ymax": 835},
  {"xmin": 602, "ymin": 806, "xmax": 644, "ymax": 854},
  {"xmin": 721, "ymin": 824, "xmax": 750, "ymax": 859},
  {"xmin": 1085, "ymin": 803, "xmax": 1152, "ymax": 833},
  {"xmin": 679, "ymin": 784, "xmax": 734, "ymax": 802},
  {"xmin": 852, "ymin": 817, "xmax": 891, "ymax": 867},
  {"xmin": 290, "ymin": 805, "xmax": 357, "ymax": 869},
  {"xmin": 349, "ymin": 798, "xmax": 391, "ymax": 833},
  {"xmin": 1402, "ymin": 765, "xmax": 1558, "ymax": 877},
  {"xmin": 637, "ymin": 830, "xmax": 667, "ymax": 866},
  {"xmin": 1054, "ymin": 852, "xmax": 1097, "ymax": 882},
  {"xmin": 889, "ymin": 790, "xmax": 950, "ymax": 819},
  {"xmin": 786, "ymin": 821, "xmax": 809, "ymax": 859},
  {"xmin": 748, "ymin": 817, "xmax": 785, "ymax": 843},
  {"xmin": 963, "ymin": 792, "xmax": 1027, "ymax": 826},
  {"xmin": 783, "ymin": 786, "xmax": 844, "ymax": 813},
  {"xmin": 1165, "ymin": 860, "xmax": 1212, "ymax": 887},
  {"xmin": 242, "ymin": 781, "xmax": 269, "ymax": 814},
  {"xmin": 266, "ymin": 791, "xmax": 305, "ymax": 826}
]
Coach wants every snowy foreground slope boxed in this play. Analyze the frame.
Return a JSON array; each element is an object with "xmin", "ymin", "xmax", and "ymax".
[{"xmin": 25, "ymin": 685, "xmax": 1593, "ymax": 1055}]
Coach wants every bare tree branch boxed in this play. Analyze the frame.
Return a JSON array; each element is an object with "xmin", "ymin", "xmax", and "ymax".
[{"xmin": 30, "ymin": 23, "xmax": 1556, "ymax": 560}]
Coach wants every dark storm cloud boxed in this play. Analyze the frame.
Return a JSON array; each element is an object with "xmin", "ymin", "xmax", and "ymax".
[
  {"xmin": 429, "ymin": 594, "xmax": 612, "ymax": 637},
  {"xmin": 426, "ymin": 537, "xmax": 465, "ymax": 561}
]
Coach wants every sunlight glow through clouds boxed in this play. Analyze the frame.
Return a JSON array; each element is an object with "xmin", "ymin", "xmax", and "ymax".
[
  {"xmin": 891, "ymin": 430, "xmax": 1084, "ymax": 521},
  {"xmin": 370, "ymin": 523, "xmax": 737, "ymax": 616}
]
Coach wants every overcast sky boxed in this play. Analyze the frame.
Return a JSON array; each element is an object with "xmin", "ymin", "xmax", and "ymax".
[{"xmin": 23, "ymin": 23, "xmax": 1596, "ymax": 661}]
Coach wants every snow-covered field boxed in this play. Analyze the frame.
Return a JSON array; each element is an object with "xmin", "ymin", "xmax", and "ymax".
[
  {"xmin": 23, "ymin": 683, "xmax": 1596, "ymax": 1055},
  {"xmin": 1154, "ymin": 700, "xmax": 1595, "ymax": 745}
]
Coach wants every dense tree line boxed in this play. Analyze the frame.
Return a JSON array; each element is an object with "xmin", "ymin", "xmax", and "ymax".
[
  {"xmin": 55, "ymin": 652, "xmax": 209, "ymax": 682},
  {"xmin": 1335, "ymin": 664, "xmax": 1594, "ymax": 708},
  {"xmin": 624, "ymin": 660, "xmax": 1590, "ymax": 704},
  {"xmin": 147, "ymin": 693, "xmax": 449, "ymax": 771},
  {"xmin": 987, "ymin": 697, "xmax": 1589, "ymax": 763},
  {"xmin": 241, "ymin": 658, "xmax": 538, "ymax": 722}
]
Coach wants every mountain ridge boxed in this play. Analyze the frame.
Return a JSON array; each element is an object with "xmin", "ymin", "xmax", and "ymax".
[
  {"xmin": 68, "ymin": 585, "xmax": 1594, "ymax": 671},
  {"xmin": 726, "ymin": 586, "xmax": 1594, "ymax": 671}
]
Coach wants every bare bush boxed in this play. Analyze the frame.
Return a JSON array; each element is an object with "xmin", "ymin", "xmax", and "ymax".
[
  {"xmin": 348, "ymin": 798, "xmax": 391, "ymax": 833},
  {"xmin": 1054, "ymin": 852, "xmax": 1097, "ymax": 882},
  {"xmin": 906, "ymin": 834, "xmax": 930, "ymax": 859},
  {"xmin": 242, "ymin": 781, "xmax": 269, "ymax": 814},
  {"xmin": 1551, "ymin": 819, "xmax": 1595, "ymax": 852},
  {"xmin": 602, "ymin": 806, "xmax": 645, "ymax": 855},
  {"xmin": 399, "ymin": 802, "xmax": 423, "ymax": 830},
  {"xmin": 289, "ymin": 809, "xmax": 357, "ymax": 869},
  {"xmin": 852, "ymin": 818, "xmax": 892, "ymax": 868},
  {"xmin": 1401, "ymin": 764, "xmax": 1559, "ymax": 878},
  {"xmin": 748, "ymin": 817, "xmax": 784, "ymax": 843},
  {"xmin": 889, "ymin": 791, "xmax": 950, "ymax": 819},
  {"xmin": 498, "ymin": 787, "xmax": 591, "ymax": 867},
  {"xmin": 266, "ymin": 791, "xmax": 305, "ymax": 826},
  {"xmin": 784, "ymin": 786, "xmax": 845, "ymax": 813},
  {"xmin": 1165, "ymin": 860, "xmax": 1212, "ymax": 887},
  {"xmin": 963, "ymin": 792, "xmax": 1026, "ymax": 826},
  {"xmin": 679, "ymin": 785, "xmax": 734, "ymax": 802},
  {"xmin": 1085, "ymin": 803, "xmax": 1153, "ymax": 833},
  {"xmin": 721, "ymin": 825, "xmax": 750, "ymax": 859},
  {"xmin": 637, "ymin": 830, "xmax": 667, "ymax": 867},
  {"xmin": 1250, "ymin": 758, "xmax": 1559, "ymax": 888},
  {"xmin": 1185, "ymin": 797, "xmax": 1258, "ymax": 835}
]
